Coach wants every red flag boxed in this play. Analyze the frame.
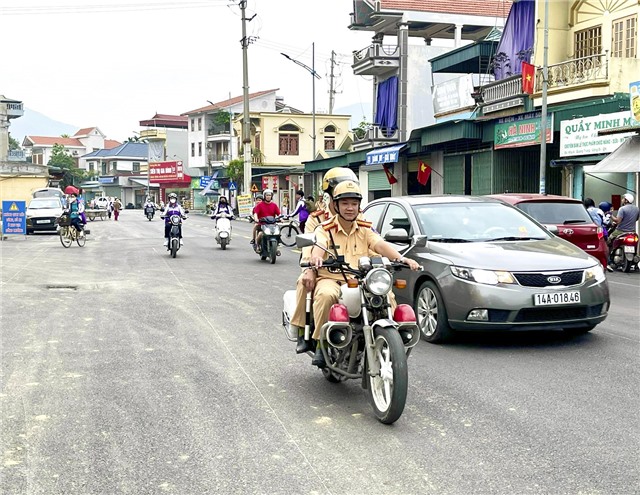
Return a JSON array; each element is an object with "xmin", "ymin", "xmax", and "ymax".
[
  {"xmin": 383, "ymin": 164, "xmax": 398, "ymax": 185},
  {"xmin": 522, "ymin": 61, "xmax": 535, "ymax": 94},
  {"xmin": 417, "ymin": 161, "xmax": 431, "ymax": 186}
]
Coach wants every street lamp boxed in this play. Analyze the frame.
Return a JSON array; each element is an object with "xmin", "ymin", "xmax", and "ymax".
[{"xmin": 281, "ymin": 43, "xmax": 321, "ymax": 159}]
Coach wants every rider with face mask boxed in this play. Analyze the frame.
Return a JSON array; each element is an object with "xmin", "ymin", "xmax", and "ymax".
[
  {"xmin": 251, "ymin": 189, "xmax": 280, "ymax": 248},
  {"xmin": 308, "ymin": 180, "xmax": 421, "ymax": 367},
  {"xmin": 212, "ymin": 196, "xmax": 233, "ymax": 217},
  {"xmin": 162, "ymin": 193, "xmax": 187, "ymax": 246}
]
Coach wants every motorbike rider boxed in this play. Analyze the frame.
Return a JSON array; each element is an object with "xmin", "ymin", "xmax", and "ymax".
[
  {"xmin": 598, "ymin": 201, "xmax": 613, "ymax": 236},
  {"xmin": 66, "ymin": 193, "xmax": 84, "ymax": 233},
  {"xmin": 289, "ymin": 167, "xmax": 359, "ymax": 353},
  {"xmin": 211, "ymin": 195, "xmax": 234, "ymax": 218},
  {"xmin": 251, "ymin": 189, "xmax": 280, "ymax": 250},
  {"xmin": 609, "ymin": 193, "xmax": 639, "ymax": 241},
  {"xmin": 161, "ymin": 193, "xmax": 187, "ymax": 247},
  {"xmin": 249, "ymin": 194, "xmax": 264, "ymax": 245},
  {"xmin": 308, "ymin": 180, "xmax": 421, "ymax": 367},
  {"xmin": 144, "ymin": 197, "xmax": 156, "ymax": 214}
]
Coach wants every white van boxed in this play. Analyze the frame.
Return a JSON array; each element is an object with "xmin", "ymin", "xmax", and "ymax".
[{"xmin": 93, "ymin": 197, "xmax": 110, "ymax": 209}]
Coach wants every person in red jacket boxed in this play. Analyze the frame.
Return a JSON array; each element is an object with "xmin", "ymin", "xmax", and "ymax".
[{"xmin": 252, "ymin": 189, "xmax": 280, "ymax": 249}]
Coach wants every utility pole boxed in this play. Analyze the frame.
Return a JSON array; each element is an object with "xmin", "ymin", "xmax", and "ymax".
[
  {"xmin": 240, "ymin": 0, "xmax": 253, "ymax": 196},
  {"xmin": 539, "ymin": 0, "xmax": 549, "ymax": 195},
  {"xmin": 328, "ymin": 50, "xmax": 336, "ymax": 114}
]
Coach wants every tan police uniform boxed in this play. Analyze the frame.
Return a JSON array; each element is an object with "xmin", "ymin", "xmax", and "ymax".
[{"xmin": 311, "ymin": 215, "xmax": 383, "ymax": 340}]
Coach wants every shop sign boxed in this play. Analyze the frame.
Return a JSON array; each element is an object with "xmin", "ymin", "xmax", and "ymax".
[
  {"xmin": 262, "ymin": 175, "xmax": 278, "ymax": 191},
  {"xmin": 433, "ymin": 74, "xmax": 476, "ymax": 115},
  {"xmin": 99, "ymin": 176, "xmax": 115, "ymax": 184},
  {"xmin": 149, "ymin": 161, "xmax": 184, "ymax": 182},
  {"xmin": 630, "ymin": 81, "xmax": 640, "ymax": 124},
  {"xmin": 237, "ymin": 194, "xmax": 253, "ymax": 217},
  {"xmin": 560, "ymin": 111, "xmax": 636, "ymax": 157},
  {"xmin": 494, "ymin": 112, "xmax": 553, "ymax": 149}
]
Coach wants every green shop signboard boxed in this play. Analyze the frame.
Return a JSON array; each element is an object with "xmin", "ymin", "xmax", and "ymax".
[{"xmin": 494, "ymin": 112, "xmax": 554, "ymax": 149}]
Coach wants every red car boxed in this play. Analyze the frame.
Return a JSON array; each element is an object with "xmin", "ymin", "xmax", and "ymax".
[{"xmin": 488, "ymin": 193, "xmax": 609, "ymax": 269}]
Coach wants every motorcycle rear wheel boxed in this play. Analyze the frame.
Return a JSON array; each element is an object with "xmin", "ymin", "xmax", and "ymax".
[{"xmin": 366, "ymin": 327, "xmax": 408, "ymax": 424}]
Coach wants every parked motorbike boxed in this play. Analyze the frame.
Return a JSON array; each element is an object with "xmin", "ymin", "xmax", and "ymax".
[
  {"xmin": 281, "ymin": 233, "xmax": 424, "ymax": 424},
  {"xmin": 609, "ymin": 231, "xmax": 639, "ymax": 272},
  {"xmin": 144, "ymin": 204, "xmax": 155, "ymax": 221},
  {"xmin": 251, "ymin": 215, "xmax": 284, "ymax": 264},
  {"xmin": 212, "ymin": 213, "xmax": 233, "ymax": 250},
  {"xmin": 162, "ymin": 213, "xmax": 187, "ymax": 258}
]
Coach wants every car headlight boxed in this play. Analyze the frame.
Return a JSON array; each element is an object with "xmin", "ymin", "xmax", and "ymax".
[
  {"xmin": 365, "ymin": 268, "xmax": 393, "ymax": 295},
  {"xmin": 584, "ymin": 264, "xmax": 606, "ymax": 282},
  {"xmin": 450, "ymin": 266, "xmax": 516, "ymax": 285}
]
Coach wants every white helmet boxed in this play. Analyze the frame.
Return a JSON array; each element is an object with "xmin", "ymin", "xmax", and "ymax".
[{"xmin": 623, "ymin": 193, "xmax": 634, "ymax": 203}]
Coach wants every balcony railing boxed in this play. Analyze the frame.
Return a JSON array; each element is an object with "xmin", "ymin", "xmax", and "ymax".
[
  {"xmin": 535, "ymin": 53, "xmax": 608, "ymax": 92},
  {"xmin": 352, "ymin": 124, "xmax": 399, "ymax": 151},
  {"xmin": 352, "ymin": 43, "xmax": 400, "ymax": 76},
  {"xmin": 6, "ymin": 102, "xmax": 24, "ymax": 118},
  {"xmin": 7, "ymin": 149, "xmax": 26, "ymax": 161},
  {"xmin": 480, "ymin": 75, "xmax": 522, "ymax": 104},
  {"xmin": 207, "ymin": 153, "xmax": 231, "ymax": 162}
]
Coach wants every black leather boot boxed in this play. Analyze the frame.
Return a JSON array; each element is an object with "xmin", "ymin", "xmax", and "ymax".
[
  {"xmin": 311, "ymin": 345, "xmax": 326, "ymax": 368},
  {"xmin": 296, "ymin": 334, "xmax": 311, "ymax": 354}
]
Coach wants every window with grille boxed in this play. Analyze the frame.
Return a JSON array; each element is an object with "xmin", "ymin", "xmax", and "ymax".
[
  {"xmin": 279, "ymin": 134, "xmax": 299, "ymax": 155},
  {"xmin": 324, "ymin": 137, "xmax": 335, "ymax": 150},
  {"xmin": 198, "ymin": 142, "xmax": 202, "ymax": 156},
  {"xmin": 612, "ymin": 15, "xmax": 637, "ymax": 58},
  {"xmin": 575, "ymin": 26, "xmax": 602, "ymax": 59},
  {"xmin": 191, "ymin": 142, "xmax": 195, "ymax": 157},
  {"xmin": 133, "ymin": 162, "xmax": 140, "ymax": 172}
]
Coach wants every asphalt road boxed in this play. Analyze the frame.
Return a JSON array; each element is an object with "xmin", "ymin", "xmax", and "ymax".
[{"xmin": 1, "ymin": 211, "xmax": 639, "ymax": 495}]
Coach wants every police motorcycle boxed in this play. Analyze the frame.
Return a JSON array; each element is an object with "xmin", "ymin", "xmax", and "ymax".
[
  {"xmin": 212, "ymin": 212, "xmax": 233, "ymax": 250},
  {"xmin": 250, "ymin": 215, "xmax": 285, "ymax": 264},
  {"xmin": 282, "ymin": 232, "xmax": 425, "ymax": 425}
]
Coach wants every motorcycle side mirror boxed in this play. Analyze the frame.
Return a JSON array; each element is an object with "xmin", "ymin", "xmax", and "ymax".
[
  {"xmin": 295, "ymin": 233, "xmax": 316, "ymax": 248},
  {"xmin": 184, "ymin": 209, "xmax": 189, "ymax": 214}
]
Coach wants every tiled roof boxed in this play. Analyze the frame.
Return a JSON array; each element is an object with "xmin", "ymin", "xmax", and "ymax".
[
  {"xmin": 74, "ymin": 127, "xmax": 97, "ymax": 136},
  {"xmin": 104, "ymin": 139, "xmax": 122, "ymax": 148},
  {"xmin": 182, "ymin": 89, "xmax": 280, "ymax": 115},
  {"xmin": 380, "ymin": 0, "xmax": 512, "ymax": 18},
  {"xmin": 25, "ymin": 136, "xmax": 84, "ymax": 147},
  {"xmin": 139, "ymin": 113, "xmax": 188, "ymax": 128}
]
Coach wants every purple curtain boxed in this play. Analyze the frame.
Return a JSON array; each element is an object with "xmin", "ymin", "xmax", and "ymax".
[
  {"xmin": 493, "ymin": 0, "xmax": 535, "ymax": 80},
  {"xmin": 375, "ymin": 75, "xmax": 398, "ymax": 136}
]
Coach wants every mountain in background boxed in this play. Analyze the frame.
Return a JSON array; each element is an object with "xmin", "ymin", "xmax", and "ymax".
[{"xmin": 8, "ymin": 108, "xmax": 78, "ymax": 143}]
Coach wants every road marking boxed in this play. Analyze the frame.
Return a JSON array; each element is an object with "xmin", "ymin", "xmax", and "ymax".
[{"xmin": 607, "ymin": 280, "xmax": 640, "ymax": 288}]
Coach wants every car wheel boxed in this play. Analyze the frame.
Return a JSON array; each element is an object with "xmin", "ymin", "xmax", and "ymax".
[{"xmin": 415, "ymin": 280, "xmax": 452, "ymax": 344}]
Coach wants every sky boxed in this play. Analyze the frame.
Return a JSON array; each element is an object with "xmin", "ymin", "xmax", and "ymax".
[{"xmin": 1, "ymin": 0, "xmax": 378, "ymax": 142}]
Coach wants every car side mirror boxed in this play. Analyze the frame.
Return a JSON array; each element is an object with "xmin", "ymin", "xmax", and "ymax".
[
  {"xmin": 413, "ymin": 235, "xmax": 428, "ymax": 248},
  {"xmin": 544, "ymin": 224, "xmax": 558, "ymax": 235},
  {"xmin": 384, "ymin": 228, "xmax": 411, "ymax": 244}
]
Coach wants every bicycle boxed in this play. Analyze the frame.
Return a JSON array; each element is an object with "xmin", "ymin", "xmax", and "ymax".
[
  {"xmin": 279, "ymin": 217, "xmax": 300, "ymax": 247},
  {"xmin": 56, "ymin": 215, "xmax": 86, "ymax": 248}
]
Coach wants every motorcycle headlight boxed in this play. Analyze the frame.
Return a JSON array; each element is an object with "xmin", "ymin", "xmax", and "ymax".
[
  {"xmin": 450, "ymin": 266, "xmax": 516, "ymax": 285},
  {"xmin": 584, "ymin": 263, "xmax": 606, "ymax": 283},
  {"xmin": 170, "ymin": 215, "xmax": 181, "ymax": 225},
  {"xmin": 365, "ymin": 268, "xmax": 393, "ymax": 296}
]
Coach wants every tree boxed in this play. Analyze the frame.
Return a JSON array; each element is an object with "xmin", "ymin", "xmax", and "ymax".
[
  {"xmin": 48, "ymin": 143, "xmax": 87, "ymax": 189},
  {"xmin": 125, "ymin": 135, "xmax": 141, "ymax": 143},
  {"xmin": 226, "ymin": 159, "xmax": 244, "ymax": 188},
  {"xmin": 8, "ymin": 133, "xmax": 20, "ymax": 151}
]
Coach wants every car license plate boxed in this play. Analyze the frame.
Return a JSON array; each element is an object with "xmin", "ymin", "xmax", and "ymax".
[
  {"xmin": 624, "ymin": 245, "xmax": 635, "ymax": 253},
  {"xmin": 534, "ymin": 291, "xmax": 580, "ymax": 306},
  {"xmin": 36, "ymin": 219, "xmax": 51, "ymax": 224}
]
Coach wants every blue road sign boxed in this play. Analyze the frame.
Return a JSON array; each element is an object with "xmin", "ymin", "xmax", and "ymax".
[
  {"xmin": 2, "ymin": 200, "xmax": 27, "ymax": 235},
  {"xmin": 200, "ymin": 176, "xmax": 212, "ymax": 188},
  {"xmin": 229, "ymin": 181, "xmax": 237, "ymax": 191}
]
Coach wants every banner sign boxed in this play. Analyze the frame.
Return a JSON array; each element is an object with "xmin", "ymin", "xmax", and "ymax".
[
  {"xmin": 149, "ymin": 161, "xmax": 184, "ymax": 182},
  {"xmin": 494, "ymin": 112, "xmax": 553, "ymax": 149},
  {"xmin": 2, "ymin": 200, "xmax": 26, "ymax": 235},
  {"xmin": 433, "ymin": 74, "xmax": 476, "ymax": 115},
  {"xmin": 560, "ymin": 111, "xmax": 637, "ymax": 157},
  {"xmin": 630, "ymin": 81, "xmax": 640, "ymax": 124},
  {"xmin": 237, "ymin": 194, "xmax": 253, "ymax": 217},
  {"xmin": 261, "ymin": 176, "xmax": 278, "ymax": 191}
]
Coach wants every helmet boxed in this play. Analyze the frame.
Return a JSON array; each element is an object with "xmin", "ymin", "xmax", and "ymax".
[
  {"xmin": 263, "ymin": 189, "xmax": 273, "ymax": 197},
  {"xmin": 332, "ymin": 180, "xmax": 362, "ymax": 202},
  {"xmin": 623, "ymin": 193, "xmax": 634, "ymax": 203},
  {"xmin": 322, "ymin": 167, "xmax": 358, "ymax": 195},
  {"xmin": 598, "ymin": 201, "xmax": 612, "ymax": 212},
  {"xmin": 168, "ymin": 193, "xmax": 177, "ymax": 200},
  {"xmin": 255, "ymin": 194, "xmax": 264, "ymax": 201},
  {"xmin": 219, "ymin": 196, "xmax": 227, "ymax": 203}
]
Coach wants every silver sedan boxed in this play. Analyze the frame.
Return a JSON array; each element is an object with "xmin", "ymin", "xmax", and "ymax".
[{"xmin": 363, "ymin": 195, "xmax": 609, "ymax": 343}]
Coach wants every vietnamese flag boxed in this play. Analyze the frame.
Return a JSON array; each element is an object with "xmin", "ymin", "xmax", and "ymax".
[
  {"xmin": 417, "ymin": 161, "xmax": 431, "ymax": 186},
  {"xmin": 383, "ymin": 164, "xmax": 398, "ymax": 184},
  {"xmin": 522, "ymin": 61, "xmax": 535, "ymax": 94}
]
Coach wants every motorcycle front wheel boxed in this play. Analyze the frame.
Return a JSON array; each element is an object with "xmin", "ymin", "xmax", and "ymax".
[
  {"xmin": 171, "ymin": 239, "xmax": 178, "ymax": 258},
  {"xmin": 366, "ymin": 327, "xmax": 408, "ymax": 425},
  {"xmin": 269, "ymin": 239, "xmax": 277, "ymax": 264},
  {"xmin": 147, "ymin": 214, "xmax": 153, "ymax": 221},
  {"xmin": 221, "ymin": 238, "xmax": 227, "ymax": 250}
]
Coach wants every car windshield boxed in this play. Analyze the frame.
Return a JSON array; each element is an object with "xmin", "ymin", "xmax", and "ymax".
[
  {"xmin": 515, "ymin": 201, "xmax": 592, "ymax": 224},
  {"xmin": 28, "ymin": 199, "xmax": 61, "ymax": 209},
  {"xmin": 412, "ymin": 202, "xmax": 549, "ymax": 242}
]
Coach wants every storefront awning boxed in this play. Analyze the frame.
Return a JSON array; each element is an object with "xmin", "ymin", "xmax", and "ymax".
[
  {"xmin": 129, "ymin": 178, "xmax": 160, "ymax": 187},
  {"xmin": 365, "ymin": 143, "xmax": 407, "ymax": 166},
  {"xmin": 550, "ymin": 154, "xmax": 607, "ymax": 168},
  {"xmin": 584, "ymin": 136, "xmax": 640, "ymax": 173}
]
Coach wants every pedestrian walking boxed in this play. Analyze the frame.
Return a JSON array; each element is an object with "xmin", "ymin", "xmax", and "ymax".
[{"xmin": 113, "ymin": 198, "xmax": 122, "ymax": 221}]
